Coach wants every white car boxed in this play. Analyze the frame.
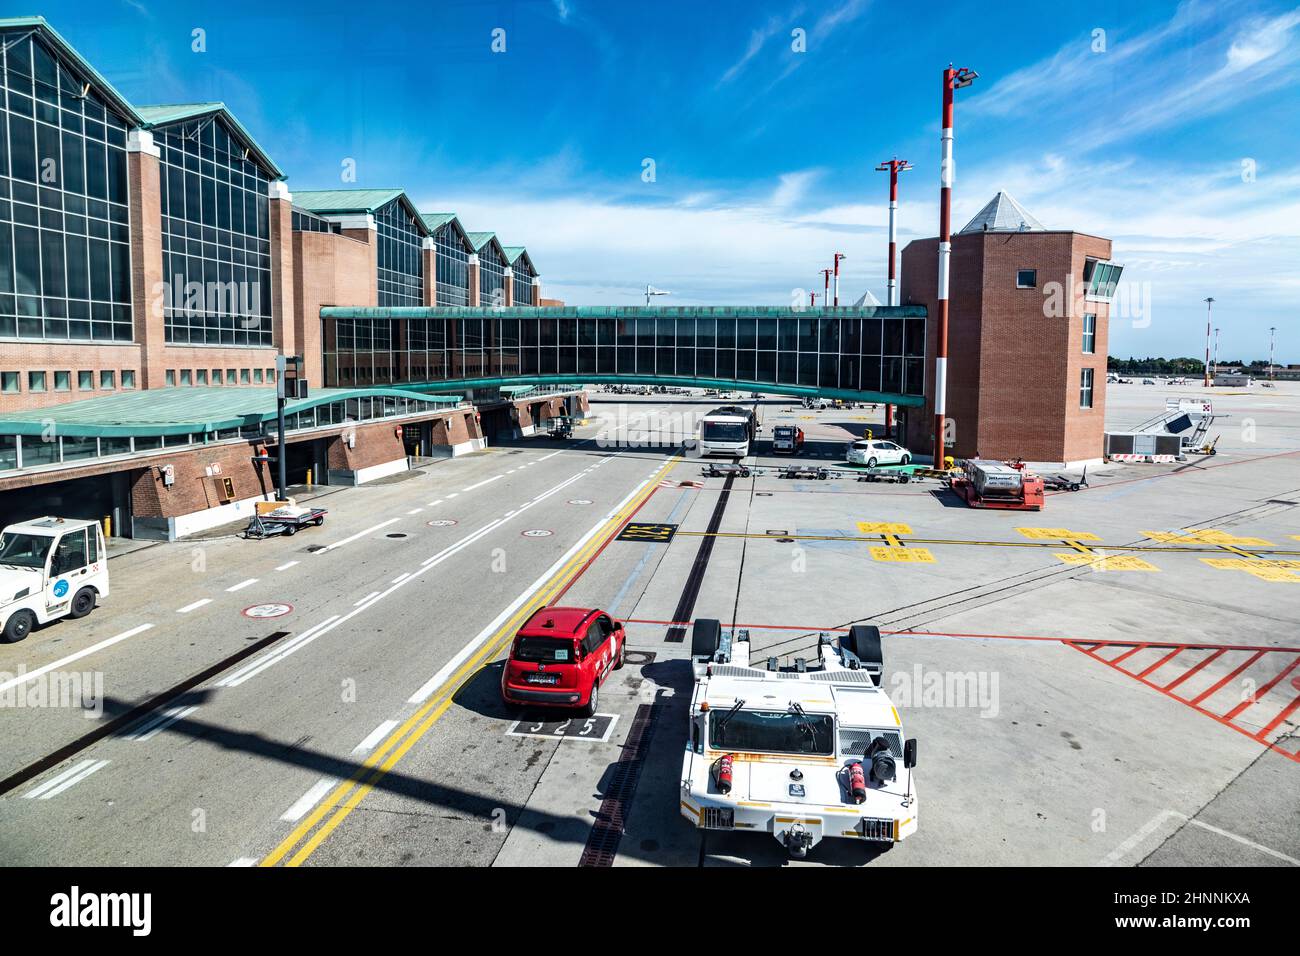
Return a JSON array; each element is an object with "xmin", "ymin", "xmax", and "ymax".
[{"xmin": 846, "ymin": 439, "xmax": 912, "ymax": 467}]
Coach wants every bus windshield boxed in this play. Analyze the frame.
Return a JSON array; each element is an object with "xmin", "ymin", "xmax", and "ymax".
[{"xmin": 702, "ymin": 421, "xmax": 748, "ymax": 442}]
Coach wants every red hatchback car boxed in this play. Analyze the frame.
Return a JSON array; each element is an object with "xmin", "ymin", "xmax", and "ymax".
[{"xmin": 501, "ymin": 607, "xmax": 626, "ymax": 715}]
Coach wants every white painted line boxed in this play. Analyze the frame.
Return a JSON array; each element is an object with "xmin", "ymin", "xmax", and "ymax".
[
  {"xmin": 0, "ymin": 623, "xmax": 153, "ymax": 695},
  {"xmin": 352, "ymin": 720, "xmax": 399, "ymax": 754},
  {"xmin": 1099, "ymin": 809, "xmax": 1300, "ymax": 866},
  {"xmin": 226, "ymin": 578, "xmax": 258, "ymax": 593},
  {"xmin": 503, "ymin": 510, "xmax": 516, "ymax": 518},
  {"xmin": 28, "ymin": 759, "xmax": 109, "ymax": 800},
  {"xmin": 354, "ymin": 591, "xmax": 381, "ymax": 606},
  {"xmin": 464, "ymin": 475, "xmax": 504, "ymax": 492},
  {"xmin": 427, "ymin": 499, "xmax": 444, "ymax": 507},
  {"xmin": 445, "ymin": 492, "xmax": 459, "ymax": 498},
  {"xmin": 319, "ymin": 518, "xmax": 400, "ymax": 552},
  {"xmin": 228, "ymin": 857, "xmax": 259, "ymax": 867},
  {"xmin": 23, "ymin": 760, "xmax": 99, "ymax": 799},
  {"xmin": 391, "ymin": 572, "xmax": 410, "ymax": 584},
  {"xmin": 280, "ymin": 777, "xmax": 339, "ymax": 822},
  {"xmin": 176, "ymin": 598, "xmax": 212, "ymax": 614},
  {"xmin": 406, "ymin": 508, "xmax": 423, "ymax": 515},
  {"xmin": 539, "ymin": 450, "xmax": 563, "ymax": 461},
  {"xmin": 275, "ymin": 561, "xmax": 300, "ymax": 572},
  {"xmin": 126, "ymin": 705, "xmax": 198, "ymax": 742},
  {"xmin": 217, "ymin": 616, "xmax": 341, "ymax": 687}
]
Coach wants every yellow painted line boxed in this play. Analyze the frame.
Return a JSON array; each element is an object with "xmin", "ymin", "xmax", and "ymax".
[
  {"xmin": 259, "ymin": 455, "xmax": 680, "ymax": 867},
  {"xmin": 673, "ymin": 530, "xmax": 1300, "ymax": 557},
  {"xmin": 738, "ymin": 801, "xmax": 773, "ymax": 809},
  {"xmin": 1016, "ymin": 528, "xmax": 1100, "ymax": 541}
]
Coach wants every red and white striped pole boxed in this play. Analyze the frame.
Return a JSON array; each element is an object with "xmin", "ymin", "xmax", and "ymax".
[
  {"xmin": 878, "ymin": 158, "xmax": 912, "ymax": 440},
  {"xmin": 876, "ymin": 158, "xmax": 912, "ymax": 307},
  {"xmin": 1203, "ymin": 297, "xmax": 1214, "ymax": 387},
  {"xmin": 833, "ymin": 252, "xmax": 846, "ymax": 307},
  {"xmin": 821, "ymin": 269, "xmax": 832, "ymax": 309},
  {"xmin": 810, "ymin": 291, "xmax": 817, "ymax": 307},
  {"xmin": 934, "ymin": 64, "xmax": 977, "ymax": 467}
]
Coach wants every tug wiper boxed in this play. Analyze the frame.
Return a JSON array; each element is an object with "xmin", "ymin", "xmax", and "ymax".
[
  {"xmin": 715, "ymin": 699, "xmax": 746, "ymax": 744},
  {"xmin": 789, "ymin": 702, "xmax": 822, "ymax": 751}
]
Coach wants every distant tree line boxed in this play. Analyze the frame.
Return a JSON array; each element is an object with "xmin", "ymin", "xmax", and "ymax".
[{"xmin": 1105, "ymin": 357, "xmax": 1282, "ymax": 374}]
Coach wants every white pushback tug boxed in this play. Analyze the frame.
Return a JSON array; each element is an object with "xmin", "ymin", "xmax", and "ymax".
[{"xmin": 680, "ymin": 619, "xmax": 917, "ymax": 857}]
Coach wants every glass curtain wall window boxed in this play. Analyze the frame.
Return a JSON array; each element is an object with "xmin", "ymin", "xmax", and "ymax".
[
  {"xmin": 479, "ymin": 245, "xmax": 506, "ymax": 307},
  {"xmin": 0, "ymin": 30, "xmax": 133, "ymax": 342},
  {"xmin": 512, "ymin": 259, "xmax": 535, "ymax": 305},
  {"xmin": 322, "ymin": 310, "xmax": 927, "ymax": 397},
  {"xmin": 434, "ymin": 224, "xmax": 470, "ymax": 306},
  {"xmin": 156, "ymin": 114, "xmax": 272, "ymax": 346},
  {"xmin": 375, "ymin": 199, "xmax": 423, "ymax": 307}
]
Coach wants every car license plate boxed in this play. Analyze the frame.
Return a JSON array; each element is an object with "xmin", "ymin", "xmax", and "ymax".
[{"xmin": 526, "ymin": 673, "xmax": 558, "ymax": 685}]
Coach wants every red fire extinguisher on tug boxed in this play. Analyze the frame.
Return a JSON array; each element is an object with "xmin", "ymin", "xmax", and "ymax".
[
  {"xmin": 713, "ymin": 753, "xmax": 734, "ymax": 795},
  {"xmin": 846, "ymin": 761, "xmax": 868, "ymax": 804}
]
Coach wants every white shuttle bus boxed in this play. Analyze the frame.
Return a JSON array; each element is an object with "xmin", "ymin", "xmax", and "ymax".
[{"xmin": 696, "ymin": 408, "xmax": 754, "ymax": 458}]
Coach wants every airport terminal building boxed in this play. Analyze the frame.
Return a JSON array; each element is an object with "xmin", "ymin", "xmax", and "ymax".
[{"xmin": 0, "ymin": 18, "xmax": 579, "ymax": 537}]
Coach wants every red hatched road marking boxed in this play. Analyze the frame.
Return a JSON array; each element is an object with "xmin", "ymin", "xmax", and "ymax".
[
  {"xmin": 1162, "ymin": 648, "xmax": 1225, "ymax": 692},
  {"xmin": 1067, "ymin": 643, "xmax": 1300, "ymax": 764},
  {"xmin": 1222, "ymin": 654, "xmax": 1300, "ymax": 721}
]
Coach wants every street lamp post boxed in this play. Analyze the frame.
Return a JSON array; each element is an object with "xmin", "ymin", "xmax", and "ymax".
[
  {"xmin": 1213, "ymin": 327, "xmax": 1220, "ymax": 378},
  {"xmin": 1203, "ymin": 297, "xmax": 1214, "ymax": 387},
  {"xmin": 933, "ymin": 64, "xmax": 977, "ymax": 467},
  {"xmin": 1269, "ymin": 326, "xmax": 1277, "ymax": 380}
]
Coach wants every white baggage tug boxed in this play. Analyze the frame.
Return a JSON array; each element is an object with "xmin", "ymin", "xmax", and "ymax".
[
  {"xmin": 0, "ymin": 517, "xmax": 109, "ymax": 643},
  {"xmin": 680, "ymin": 620, "xmax": 917, "ymax": 857}
]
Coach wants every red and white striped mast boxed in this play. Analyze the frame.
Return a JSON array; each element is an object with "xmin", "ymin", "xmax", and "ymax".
[
  {"xmin": 820, "ymin": 268, "xmax": 832, "ymax": 309},
  {"xmin": 833, "ymin": 252, "xmax": 847, "ymax": 306},
  {"xmin": 1203, "ymin": 297, "xmax": 1214, "ymax": 387},
  {"xmin": 934, "ymin": 64, "xmax": 977, "ymax": 467},
  {"xmin": 875, "ymin": 158, "xmax": 912, "ymax": 306}
]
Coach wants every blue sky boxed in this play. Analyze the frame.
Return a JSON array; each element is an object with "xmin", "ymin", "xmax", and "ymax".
[{"xmin": 34, "ymin": 0, "xmax": 1300, "ymax": 361}]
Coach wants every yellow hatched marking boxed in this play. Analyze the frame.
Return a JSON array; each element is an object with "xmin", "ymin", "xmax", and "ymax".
[
  {"xmin": 857, "ymin": 521, "xmax": 913, "ymax": 535},
  {"xmin": 1242, "ymin": 567, "xmax": 1300, "ymax": 583},
  {"xmin": 1054, "ymin": 553, "xmax": 1159, "ymax": 572},
  {"xmin": 1143, "ymin": 529, "xmax": 1274, "ymax": 547},
  {"xmin": 1016, "ymin": 528, "xmax": 1100, "ymax": 541},
  {"xmin": 870, "ymin": 546, "xmax": 935, "ymax": 563},
  {"xmin": 1201, "ymin": 558, "xmax": 1300, "ymax": 572}
]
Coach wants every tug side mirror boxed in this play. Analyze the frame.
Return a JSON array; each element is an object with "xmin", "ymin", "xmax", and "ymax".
[{"xmin": 904, "ymin": 738, "xmax": 918, "ymax": 769}]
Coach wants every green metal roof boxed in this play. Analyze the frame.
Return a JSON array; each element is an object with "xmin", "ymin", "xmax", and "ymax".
[
  {"xmin": 135, "ymin": 102, "xmax": 285, "ymax": 179},
  {"xmin": 465, "ymin": 231, "xmax": 496, "ymax": 251},
  {"xmin": 0, "ymin": 387, "xmax": 464, "ymax": 438},
  {"xmin": 0, "ymin": 17, "xmax": 143, "ymax": 125},
  {"xmin": 294, "ymin": 189, "xmax": 429, "ymax": 232},
  {"xmin": 421, "ymin": 212, "xmax": 458, "ymax": 230},
  {"xmin": 501, "ymin": 246, "xmax": 537, "ymax": 276}
]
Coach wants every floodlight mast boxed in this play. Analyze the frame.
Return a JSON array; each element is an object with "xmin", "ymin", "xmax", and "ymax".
[
  {"xmin": 820, "ymin": 269, "xmax": 832, "ymax": 309},
  {"xmin": 933, "ymin": 64, "xmax": 977, "ymax": 467},
  {"xmin": 833, "ymin": 253, "xmax": 847, "ymax": 307},
  {"xmin": 1203, "ymin": 297, "xmax": 1214, "ymax": 386}
]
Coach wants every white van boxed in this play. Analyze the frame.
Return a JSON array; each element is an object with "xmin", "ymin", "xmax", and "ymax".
[{"xmin": 0, "ymin": 517, "xmax": 109, "ymax": 643}]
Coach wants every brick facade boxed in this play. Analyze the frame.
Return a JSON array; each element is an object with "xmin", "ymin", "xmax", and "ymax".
[{"xmin": 900, "ymin": 230, "xmax": 1111, "ymax": 464}]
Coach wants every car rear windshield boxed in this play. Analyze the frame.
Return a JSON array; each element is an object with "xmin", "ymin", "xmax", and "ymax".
[
  {"xmin": 710, "ymin": 709, "xmax": 834, "ymax": 755},
  {"xmin": 0, "ymin": 532, "xmax": 54, "ymax": 570},
  {"xmin": 514, "ymin": 636, "xmax": 576, "ymax": 663}
]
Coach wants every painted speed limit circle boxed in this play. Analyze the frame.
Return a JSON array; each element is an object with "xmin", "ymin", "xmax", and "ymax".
[
  {"xmin": 426, "ymin": 519, "xmax": 458, "ymax": 527},
  {"xmin": 567, "ymin": 498, "xmax": 593, "ymax": 505},
  {"xmin": 242, "ymin": 603, "xmax": 293, "ymax": 619},
  {"xmin": 521, "ymin": 529, "xmax": 554, "ymax": 538}
]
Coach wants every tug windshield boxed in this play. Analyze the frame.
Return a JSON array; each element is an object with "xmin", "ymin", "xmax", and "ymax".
[{"xmin": 710, "ymin": 709, "xmax": 834, "ymax": 756}]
